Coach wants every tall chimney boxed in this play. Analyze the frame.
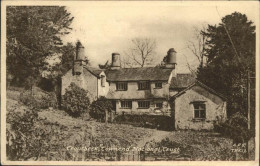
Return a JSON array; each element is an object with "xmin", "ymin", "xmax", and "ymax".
[
  {"xmin": 73, "ymin": 41, "xmax": 85, "ymax": 75},
  {"xmin": 111, "ymin": 53, "xmax": 121, "ymax": 70},
  {"xmin": 165, "ymin": 48, "xmax": 177, "ymax": 69}
]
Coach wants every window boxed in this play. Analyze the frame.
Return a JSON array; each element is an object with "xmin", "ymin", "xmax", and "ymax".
[
  {"xmin": 138, "ymin": 81, "xmax": 150, "ymax": 90},
  {"xmin": 155, "ymin": 102, "xmax": 163, "ymax": 108},
  {"xmin": 101, "ymin": 76, "xmax": 105, "ymax": 87},
  {"xmin": 155, "ymin": 82, "xmax": 162, "ymax": 89},
  {"xmin": 193, "ymin": 103, "xmax": 206, "ymax": 119},
  {"xmin": 121, "ymin": 101, "xmax": 132, "ymax": 109},
  {"xmin": 138, "ymin": 101, "xmax": 150, "ymax": 108},
  {"xmin": 116, "ymin": 82, "xmax": 127, "ymax": 91}
]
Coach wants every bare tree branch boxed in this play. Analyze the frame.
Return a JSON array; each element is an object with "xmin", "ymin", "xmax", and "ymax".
[
  {"xmin": 186, "ymin": 24, "xmax": 208, "ymax": 72},
  {"xmin": 123, "ymin": 38, "xmax": 157, "ymax": 68}
]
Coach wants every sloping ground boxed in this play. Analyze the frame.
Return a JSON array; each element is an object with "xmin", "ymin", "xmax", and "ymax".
[
  {"xmin": 38, "ymin": 109, "xmax": 154, "ymax": 147},
  {"xmin": 7, "ymin": 95, "xmax": 154, "ymax": 148},
  {"xmin": 168, "ymin": 131, "xmax": 234, "ymax": 160},
  {"xmin": 6, "ymin": 89, "xmax": 254, "ymax": 161},
  {"xmin": 7, "ymin": 97, "xmax": 154, "ymax": 160},
  {"xmin": 135, "ymin": 129, "xmax": 236, "ymax": 160}
]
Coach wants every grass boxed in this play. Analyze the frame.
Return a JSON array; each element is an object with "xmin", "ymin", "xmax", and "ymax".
[{"xmin": 6, "ymin": 88, "xmax": 255, "ymax": 161}]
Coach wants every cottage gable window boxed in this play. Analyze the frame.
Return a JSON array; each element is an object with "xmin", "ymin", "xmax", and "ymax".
[
  {"xmin": 193, "ymin": 103, "xmax": 206, "ymax": 119},
  {"xmin": 138, "ymin": 81, "xmax": 150, "ymax": 90},
  {"xmin": 101, "ymin": 75, "xmax": 105, "ymax": 87},
  {"xmin": 121, "ymin": 101, "xmax": 132, "ymax": 109},
  {"xmin": 155, "ymin": 82, "xmax": 162, "ymax": 89},
  {"xmin": 116, "ymin": 82, "xmax": 127, "ymax": 91},
  {"xmin": 138, "ymin": 101, "xmax": 150, "ymax": 108}
]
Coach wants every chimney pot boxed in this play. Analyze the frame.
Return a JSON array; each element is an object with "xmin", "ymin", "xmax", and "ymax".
[
  {"xmin": 164, "ymin": 48, "xmax": 177, "ymax": 69},
  {"xmin": 111, "ymin": 52, "xmax": 121, "ymax": 69}
]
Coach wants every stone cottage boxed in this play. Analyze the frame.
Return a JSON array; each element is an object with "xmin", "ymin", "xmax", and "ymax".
[{"xmin": 62, "ymin": 41, "xmax": 227, "ymax": 130}]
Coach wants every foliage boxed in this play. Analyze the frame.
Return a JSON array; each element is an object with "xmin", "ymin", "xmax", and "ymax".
[
  {"xmin": 6, "ymin": 108, "xmax": 47, "ymax": 160},
  {"xmin": 6, "ymin": 6, "xmax": 74, "ymax": 87},
  {"xmin": 144, "ymin": 136, "xmax": 235, "ymax": 161},
  {"xmin": 62, "ymin": 83, "xmax": 90, "ymax": 117},
  {"xmin": 214, "ymin": 112, "xmax": 251, "ymax": 143},
  {"xmin": 197, "ymin": 12, "xmax": 255, "ymax": 119},
  {"xmin": 19, "ymin": 87, "xmax": 57, "ymax": 109},
  {"xmin": 90, "ymin": 96, "xmax": 113, "ymax": 121}
]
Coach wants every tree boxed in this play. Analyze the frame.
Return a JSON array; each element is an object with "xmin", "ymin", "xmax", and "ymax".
[
  {"xmin": 197, "ymin": 12, "xmax": 255, "ymax": 119},
  {"xmin": 123, "ymin": 38, "xmax": 157, "ymax": 67},
  {"xmin": 185, "ymin": 25, "xmax": 208, "ymax": 73},
  {"xmin": 6, "ymin": 6, "xmax": 74, "ymax": 87}
]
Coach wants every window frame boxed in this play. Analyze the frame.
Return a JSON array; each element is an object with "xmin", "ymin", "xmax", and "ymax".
[
  {"xmin": 138, "ymin": 101, "xmax": 150, "ymax": 109},
  {"xmin": 155, "ymin": 82, "xmax": 162, "ymax": 89},
  {"xmin": 193, "ymin": 102, "xmax": 206, "ymax": 119},
  {"xmin": 120, "ymin": 101, "xmax": 132, "ymax": 109},
  {"xmin": 101, "ymin": 75, "xmax": 105, "ymax": 87},
  {"xmin": 155, "ymin": 102, "xmax": 163, "ymax": 108},
  {"xmin": 116, "ymin": 82, "xmax": 128, "ymax": 91},
  {"xmin": 138, "ymin": 81, "xmax": 150, "ymax": 90}
]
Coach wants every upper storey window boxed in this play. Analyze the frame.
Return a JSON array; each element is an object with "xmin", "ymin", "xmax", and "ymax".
[
  {"xmin": 138, "ymin": 81, "xmax": 150, "ymax": 90},
  {"xmin": 155, "ymin": 82, "xmax": 162, "ymax": 89},
  {"xmin": 101, "ymin": 75, "xmax": 105, "ymax": 87},
  {"xmin": 116, "ymin": 82, "xmax": 128, "ymax": 91}
]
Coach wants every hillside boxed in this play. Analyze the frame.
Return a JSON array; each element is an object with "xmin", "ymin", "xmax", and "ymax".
[{"xmin": 6, "ymin": 89, "xmax": 254, "ymax": 161}]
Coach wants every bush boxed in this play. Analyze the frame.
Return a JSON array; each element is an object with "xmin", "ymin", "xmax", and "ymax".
[
  {"xmin": 214, "ymin": 112, "xmax": 251, "ymax": 143},
  {"xmin": 62, "ymin": 83, "xmax": 90, "ymax": 117},
  {"xmin": 6, "ymin": 108, "xmax": 48, "ymax": 160},
  {"xmin": 19, "ymin": 87, "xmax": 57, "ymax": 109},
  {"xmin": 90, "ymin": 96, "xmax": 113, "ymax": 121}
]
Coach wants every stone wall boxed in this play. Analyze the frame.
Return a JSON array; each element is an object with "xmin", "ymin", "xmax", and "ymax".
[{"xmin": 174, "ymin": 85, "xmax": 227, "ymax": 130}]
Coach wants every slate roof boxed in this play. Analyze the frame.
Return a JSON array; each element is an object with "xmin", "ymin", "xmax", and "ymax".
[
  {"xmin": 170, "ymin": 73, "xmax": 196, "ymax": 89},
  {"xmin": 105, "ymin": 67, "xmax": 173, "ymax": 82},
  {"xmin": 171, "ymin": 80, "xmax": 227, "ymax": 100},
  {"xmin": 83, "ymin": 66, "xmax": 104, "ymax": 78}
]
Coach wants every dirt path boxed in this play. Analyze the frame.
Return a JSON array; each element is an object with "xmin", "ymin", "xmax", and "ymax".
[{"xmin": 136, "ymin": 130, "xmax": 172, "ymax": 147}]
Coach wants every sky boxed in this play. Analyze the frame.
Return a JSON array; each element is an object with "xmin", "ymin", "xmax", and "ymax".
[{"xmin": 62, "ymin": 1, "xmax": 258, "ymax": 73}]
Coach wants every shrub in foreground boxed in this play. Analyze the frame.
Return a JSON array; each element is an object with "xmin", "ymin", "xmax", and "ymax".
[
  {"xmin": 6, "ymin": 108, "xmax": 48, "ymax": 160},
  {"xmin": 214, "ymin": 112, "xmax": 251, "ymax": 143},
  {"xmin": 90, "ymin": 96, "xmax": 113, "ymax": 122},
  {"xmin": 62, "ymin": 83, "xmax": 90, "ymax": 117}
]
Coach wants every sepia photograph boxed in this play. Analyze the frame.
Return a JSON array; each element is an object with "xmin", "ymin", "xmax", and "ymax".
[{"xmin": 1, "ymin": 1, "xmax": 259, "ymax": 165}]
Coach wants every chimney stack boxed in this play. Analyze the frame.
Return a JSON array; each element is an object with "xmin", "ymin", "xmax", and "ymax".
[
  {"xmin": 165, "ymin": 48, "xmax": 177, "ymax": 69},
  {"xmin": 73, "ymin": 41, "xmax": 85, "ymax": 75},
  {"xmin": 111, "ymin": 53, "xmax": 121, "ymax": 70}
]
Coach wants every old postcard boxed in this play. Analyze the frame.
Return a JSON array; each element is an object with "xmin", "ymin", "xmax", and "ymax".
[{"xmin": 1, "ymin": 1, "xmax": 259, "ymax": 165}]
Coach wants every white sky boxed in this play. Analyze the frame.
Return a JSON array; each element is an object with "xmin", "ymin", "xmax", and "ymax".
[{"xmin": 61, "ymin": 1, "xmax": 258, "ymax": 73}]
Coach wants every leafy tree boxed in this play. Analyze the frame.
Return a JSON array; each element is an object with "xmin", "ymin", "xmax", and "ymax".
[
  {"xmin": 6, "ymin": 6, "xmax": 74, "ymax": 87},
  {"xmin": 197, "ymin": 12, "xmax": 255, "ymax": 121}
]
